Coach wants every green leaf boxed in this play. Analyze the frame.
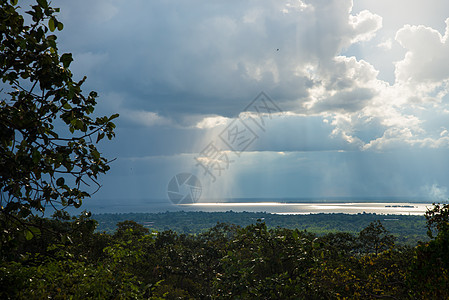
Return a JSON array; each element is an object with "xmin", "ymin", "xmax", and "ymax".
[
  {"xmin": 32, "ymin": 149, "xmax": 41, "ymax": 164},
  {"xmin": 56, "ymin": 177, "xmax": 65, "ymax": 186},
  {"xmin": 91, "ymin": 149, "xmax": 100, "ymax": 160},
  {"xmin": 24, "ymin": 229, "xmax": 34, "ymax": 240},
  {"xmin": 10, "ymin": 0, "xmax": 18, "ymax": 6},
  {"xmin": 30, "ymin": 226, "xmax": 41, "ymax": 237},
  {"xmin": 48, "ymin": 18, "xmax": 56, "ymax": 32},
  {"xmin": 57, "ymin": 22, "xmax": 64, "ymax": 31},
  {"xmin": 96, "ymin": 132, "xmax": 105, "ymax": 143},
  {"xmin": 60, "ymin": 53, "xmax": 73, "ymax": 68},
  {"xmin": 48, "ymin": 38, "xmax": 57, "ymax": 50},
  {"xmin": 75, "ymin": 119, "xmax": 84, "ymax": 129},
  {"xmin": 24, "ymin": 227, "xmax": 41, "ymax": 241},
  {"xmin": 109, "ymin": 113, "xmax": 120, "ymax": 120},
  {"xmin": 37, "ymin": 0, "xmax": 48, "ymax": 8}
]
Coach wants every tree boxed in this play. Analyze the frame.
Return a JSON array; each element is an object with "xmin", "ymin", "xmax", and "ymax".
[
  {"xmin": 114, "ymin": 220, "xmax": 149, "ymax": 241},
  {"xmin": 358, "ymin": 220, "xmax": 395, "ymax": 255},
  {"xmin": 0, "ymin": 0, "xmax": 118, "ymax": 224},
  {"xmin": 425, "ymin": 202, "xmax": 449, "ymax": 239},
  {"xmin": 408, "ymin": 203, "xmax": 449, "ymax": 298}
]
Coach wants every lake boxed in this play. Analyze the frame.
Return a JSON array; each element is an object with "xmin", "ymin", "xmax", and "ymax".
[
  {"xmin": 183, "ymin": 202, "xmax": 431, "ymax": 215},
  {"xmin": 67, "ymin": 198, "xmax": 435, "ymax": 215}
]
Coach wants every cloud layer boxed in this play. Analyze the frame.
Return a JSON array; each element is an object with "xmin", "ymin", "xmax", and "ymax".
[{"xmin": 40, "ymin": 0, "xmax": 449, "ymax": 200}]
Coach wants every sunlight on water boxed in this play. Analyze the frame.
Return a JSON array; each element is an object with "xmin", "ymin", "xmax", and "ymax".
[
  {"xmin": 181, "ymin": 202, "xmax": 432, "ymax": 215},
  {"xmin": 187, "ymin": 202, "xmax": 293, "ymax": 206}
]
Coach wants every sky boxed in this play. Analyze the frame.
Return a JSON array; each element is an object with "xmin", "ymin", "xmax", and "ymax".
[{"xmin": 45, "ymin": 0, "xmax": 449, "ymax": 204}]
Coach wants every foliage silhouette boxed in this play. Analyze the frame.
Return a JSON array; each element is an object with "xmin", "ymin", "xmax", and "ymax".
[{"xmin": 0, "ymin": 0, "xmax": 117, "ymax": 225}]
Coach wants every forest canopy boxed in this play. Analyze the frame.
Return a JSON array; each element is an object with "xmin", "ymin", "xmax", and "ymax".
[{"xmin": 1, "ymin": 205, "xmax": 449, "ymax": 298}]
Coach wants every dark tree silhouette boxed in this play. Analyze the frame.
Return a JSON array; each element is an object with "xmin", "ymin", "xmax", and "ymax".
[{"xmin": 0, "ymin": 0, "xmax": 118, "ymax": 229}]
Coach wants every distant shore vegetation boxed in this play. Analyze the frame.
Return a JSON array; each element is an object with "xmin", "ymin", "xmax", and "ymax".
[{"xmin": 93, "ymin": 211, "xmax": 427, "ymax": 245}]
